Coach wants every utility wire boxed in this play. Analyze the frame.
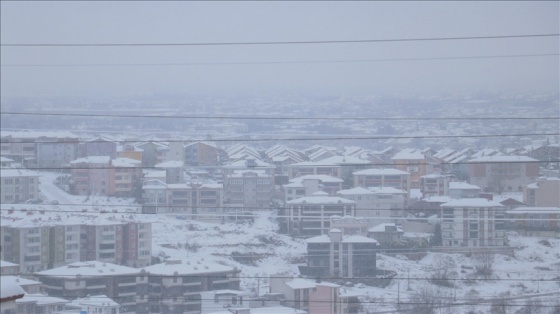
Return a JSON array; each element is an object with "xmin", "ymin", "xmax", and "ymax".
[
  {"xmin": 2, "ymin": 111, "xmax": 559, "ymax": 121},
  {"xmin": 2, "ymin": 132, "xmax": 558, "ymax": 144},
  {"xmin": 2, "ymin": 33, "xmax": 558, "ymax": 47},
  {"xmin": 2, "ymin": 53, "xmax": 558, "ymax": 67}
]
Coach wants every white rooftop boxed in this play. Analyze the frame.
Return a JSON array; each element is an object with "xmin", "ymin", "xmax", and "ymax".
[
  {"xmin": 353, "ymin": 168, "xmax": 409, "ymax": 176},
  {"xmin": 142, "ymin": 259, "xmax": 236, "ymax": 276},
  {"xmin": 35, "ymin": 261, "xmax": 139, "ymax": 277},
  {"xmin": 287, "ymin": 196, "xmax": 356, "ymax": 205},
  {"xmin": 469, "ymin": 155, "xmax": 538, "ymax": 162},
  {"xmin": 441, "ymin": 198, "xmax": 504, "ymax": 208},
  {"xmin": 0, "ymin": 169, "xmax": 41, "ymax": 178},
  {"xmin": 449, "ymin": 182, "xmax": 481, "ymax": 190},
  {"xmin": 70, "ymin": 156, "xmax": 111, "ymax": 164}
]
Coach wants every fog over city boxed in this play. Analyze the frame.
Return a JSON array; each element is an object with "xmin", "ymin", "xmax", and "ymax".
[{"xmin": 0, "ymin": 2, "xmax": 559, "ymax": 314}]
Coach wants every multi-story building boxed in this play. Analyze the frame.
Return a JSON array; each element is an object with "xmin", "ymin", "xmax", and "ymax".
[
  {"xmin": 0, "ymin": 132, "xmax": 38, "ymax": 164},
  {"xmin": 303, "ymin": 228, "xmax": 378, "ymax": 279},
  {"xmin": 142, "ymin": 180, "xmax": 224, "ymax": 220},
  {"xmin": 420, "ymin": 174, "xmax": 450, "ymax": 199},
  {"xmin": 286, "ymin": 194, "xmax": 356, "ymax": 236},
  {"xmin": 288, "ymin": 156, "xmax": 371, "ymax": 180},
  {"xmin": 506, "ymin": 207, "xmax": 560, "ymax": 233},
  {"xmin": 468, "ymin": 156, "xmax": 540, "ymax": 193},
  {"xmin": 0, "ymin": 157, "xmax": 15, "ymax": 168},
  {"xmin": 36, "ymin": 136, "xmax": 80, "ymax": 169},
  {"xmin": 367, "ymin": 223, "xmax": 404, "ymax": 247},
  {"xmin": 0, "ymin": 261, "xmax": 19, "ymax": 275},
  {"xmin": 35, "ymin": 261, "xmax": 147, "ymax": 313},
  {"xmin": 440, "ymin": 198, "xmax": 506, "ymax": 247},
  {"xmin": 15, "ymin": 293, "xmax": 68, "ymax": 314},
  {"xmin": 337, "ymin": 187, "xmax": 406, "ymax": 222},
  {"xmin": 352, "ymin": 168, "xmax": 410, "ymax": 206},
  {"xmin": 0, "ymin": 214, "xmax": 152, "ymax": 273},
  {"xmin": 448, "ymin": 182, "xmax": 481, "ymax": 199},
  {"xmin": 154, "ymin": 160, "xmax": 184, "ymax": 184},
  {"xmin": 269, "ymin": 277, "xmax": 350, "ymax": 314},
  {"xmin": 224, "ymin": 170, "xmax": 274, "ymax": 210},
  {"xmin": 523, "ymin": 177, "xmax": 560, "ymax": 207},
  {"xmin": 391, "ymin": 149, "xmax": 438, "ymax": 189},
  {"xmin": 142, "ymin": 259, "xmax": 241, "ymax": 314},
  {"xmin": 184, "ymin": 141, "xmax": 221, "ymax": 167},
  {"xmin": 0, "ymin": 169, "xmax": 40, "ymax": 203},
  {"xmin": 70, "ymin": 156, "xmax": 142, "ymax": 197},
  {"xmin": 283, "ymin": 175, "xmax": 344, "ymax": 202},
  {"xmin": 223, "ymin": 158, "xmax": 276, "ymax": 176},
  {"xmin": 79, "ymin": 136, "xmax": 117, "ymax": 159},
  {"xmin": 117, "ymin": 144, "xmax": 143, "ymax": 162},
  {"xmin": 134, "ymin": 142, "xmax": 168, "ymax": 167}
]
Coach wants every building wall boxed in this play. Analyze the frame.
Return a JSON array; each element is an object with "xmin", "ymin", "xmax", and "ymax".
[
  {"xmin": 523, "ymin": 179, "xmax": 560, "ymax": 207},
  {"xmin": 441, "ymin": 205, "xmax": 506, "ymax": 247},
  {"xmin": 0, "ymin": 172, "xmax": 40, "ymax": 203}
]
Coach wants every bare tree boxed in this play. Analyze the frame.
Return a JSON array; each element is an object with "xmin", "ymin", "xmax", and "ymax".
[
  {"xmin": 399, "ymin": 284, "xmax": 451, "ymax": 314},
  {"xmin": 473, "ymin": 253, "xmax": 495, "ymax": 279},
  {"xmin": 431, "ymin": 255, "xmax": 457, "ymax": 287}
]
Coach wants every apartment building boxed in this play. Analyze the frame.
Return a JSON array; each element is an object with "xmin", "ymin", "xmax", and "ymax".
[
  {"xmin": 184, "ymin": 141, "xmax": 221, "ymax": 167},
  {"xmin": 283, "ymin": 175, "xmax": 344, "ymax": 202},
  {"xmin": 142, "ymin": 259, "xmax": 241, "ymax": 314},
  {"xmin": 506, "ymin": 207, "xmax": 560, "ymax": 233},
  {"xmin": 142, "ymin": 180, "xmax": 224, "ymax": 220},
  {"xmin": 288, "ymin": 155, "xmax": 371, "ymax": 180},
  {"xmin": 154, "ymin": 160, "xmax": 184, "ymax": 184},
  {"xmin": 134, "ymin": 142, "xmax": 168, "ymax": 167},
  {"xmin": 224, "ymin": 170, "xmax": 274, "ymax": 210},
  {"xmin": 468, "ymin": 156, "xmax": 540, "ymax": 193},
  {"xmin": 36, "ymin": 137, "xmax": 80, "ymax": 169},
  {"xmin": 79, "ymin": 136, "xmax": 117, "ymax": 159},
  {"xmin": 0, "ymin": 169, "xmax": 40, "ymax": 203},
  {"xmin": 420, "ymin": 174, "xmax": 450, "ymax": 199},
  {"xmin": 0, "ymin": 213, "xmax": 152, "ymax": 273},
  {"xmin": 1, "ymin": 157, "xmax": 15, "ymax": 168},
  {"xmin": 269, "ymin": 277, "xmax": 350, "ymax": 314},
  {"xmin": 353, "ymin": 168, "xmax": 410, "ymax": 206},
  {"xmin": 440, "ymin": 198, "xmax": 506, "ymax": 247},
  {"xmin": 391, "ymin": 149, "xmax": 437, "ymax": 189},
  {"xmin": 117, "ymin": 144, "xmax": 143, "ymax": 162},
  {"xmin": 303, "ymin": 228, "xmax": 378, "ymax": 279},
  {"xmin": 1, "ymin": 133, "xmax": 37, "ymax": 164},
  {"xmin": 523, "ymin": 177, "xmax": 560, "ymax": 207},
  {"xmin": 223, "ymin": 158, "xmax": 276, "ymax": 176},
  {"xmin": 286, "ymin": 194, "xmax": 356, "ymax": 236},
  {"xmin": 70, "ymin": 156, "xmax": 142, "ymax": 197},
  {"xmin": 337, "ymin": 187, "xmax": 406, "ymax": 222},
  {"xmin": 35, "ymin": 261, "xmax": 147, "ymax": 313},
  {"xmin": 448, "ymin": 182, "xmax": 481, "ymax": 199}
]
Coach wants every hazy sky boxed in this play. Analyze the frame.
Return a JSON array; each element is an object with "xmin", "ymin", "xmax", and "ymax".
[{"xmin": 1, "ymin": 1, "xmax": 558, "ymax": 98}]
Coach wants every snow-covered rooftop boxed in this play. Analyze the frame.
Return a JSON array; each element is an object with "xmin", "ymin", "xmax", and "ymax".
[
  {"xmin": 0, "ymin": 169, "xmax": 41, "ymax": 178},
  {"xmin": 70, "ymin": 156, "xmax": 111, "ymax": 164},
  {"xmin": 155, "ymin": 160, "xmax": 184, "ymax": 168},
  {"xmin": 368, "ymin": 223, "xmax": 404, "ymax": 233},
  {"xmin": 441, "ymin": 198, "xmax": 504, "ymax": 208},
  {"xmin": 449, "ymin": 182, "xmax": 481, "ymax": 190},
  {"xmin": 16, "ymin": 293, "xmax": 68, "ymax": 306},
  {"xmin": 469, "ymin": 156, "xmax": 538, "ymax": 162},
  {"xmin": 35, "ymin": 261, "xmax": 139, "ymax": 277},
  {"xmin": 142, "ymin": 259, "xmax": 236, "ymax": 276},
  {"xmin": 287, "ymin": 196, "xmax": 356, "ymax": 205},
  {"xmin": 353, "ymin": 168, "xmax": 409, "ymax": 176}
]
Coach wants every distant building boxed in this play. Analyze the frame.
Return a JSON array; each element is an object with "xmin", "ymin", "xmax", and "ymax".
[
  {"xmin": 134, "ymin": 142, "xmax": 168, "ymax": 167},
  {"xmin": 0, "ymin": 157, "xmax": 15, "ymax": 168},
  {"xmin": 117, "ymin": 144, "xmax": 143, "ymax": 162},
  {"xmin": 269, "ymin": 276, "xmax": 354, "ymax": 314},
  {"xmin": 337, "ymin": 187, "xmax": 406, "ymax": 223},
  {"xmin": 286, "ymin": 194, "xmax": 356, "ymax": 236},
  {"xmin": 303, "ymin": 228, "xmax": 378, "ymax": 278},
  {"xmin": 0, "ymin": 169, "xmax": 40, "ymax": 203},
  {"xmin": 506, "ymin": 207, "xmax": 560, "ymax": 234},
  {"xmin": 0, "ymin": 261, "xmax": 19, "ymax": 276},
  {"xmin": 448, "ymin": 182, "xmax": 481, "ymax": 199},
  {"xmin": 16, "ymin": 294, "xmax": 68, "ymax": 314},
  {"xmin": 79, "ymin": 136, "xmax": 117, "ymax": 159},
  {"xmin": 288, "ymin": 156, "xmax": 371, "ymax": 180},
  {"xmin": 184, "ymin": 141, "xmax": 221, "ymax": 167},
  {"xmin": 35, "ymin": 261, "xmax": 147, "ymax": 313},
  {"xmin": 36, "ymin": 136, "xmax": 80, "ymax": 169},
  {"xmin": 64, "ymin": 295, "xmax": 120, "ymax": 314},
  {"xmin": 283, "ymin": 175, "xmax": 344, "ymax": 202},
  {"xmin": 420, "ymin": 174, "xmax": 450, "ymax": 199},
  {"xmin": 468, "ymin": 156, "xmax": 540, "ymax": 193},
  {"xmin": 224, "ymin": 170, "xmax": 274, "ymax": 210},
  {"xmin": 352, "ymin": 168, "xmax": 410, "ymax": 206},
  {"xmin": 440, "ymin": 198, "xmax": 507, "ymax": 247},
  {"xmin": 523, "ymin": 177, "xmax": 560, "ymax": 207},
  {"xmin": 367, "ymin": 223, "xmax": 404, "ymax": 247},
  {"xmin": 155, "ymin": 160, "xmax": 184, "ymax": 184},
  {"xmin": 0, "ymin": 216, "xmax": 152, "ymax": 273}
]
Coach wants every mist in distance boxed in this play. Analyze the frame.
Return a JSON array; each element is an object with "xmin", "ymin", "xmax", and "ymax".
[{"xmin": 0, "ymin": 1, "xmax": 558, "ymax": 99}]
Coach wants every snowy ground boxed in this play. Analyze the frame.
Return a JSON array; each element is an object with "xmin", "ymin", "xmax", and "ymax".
[{"xmin": 11, "ymin": 171, "xmax": 559, "ymax": 312}]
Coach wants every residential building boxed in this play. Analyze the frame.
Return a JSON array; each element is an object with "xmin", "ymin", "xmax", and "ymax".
[
  {"xmin": 283, "ymin": 175, "xmax": 344, "ymax": 202},
  {"xmin": 70, "ymin": 157, "xmax": 142, "ymax": 197},
  {"xmin": 0, "ymin": 157, "xmax": 15, "ymax": 168},
  {"xmin": 2, "ymin": 276, "xmax": 42, "ymax": 294},
  {"xmin": 16, "ymin": 294, "xmax": 68, "ymax": 314},
  {"xmin": 0, "ymin": 214, "xmax": 152, "ymax": 273},
  {"xmin": 420, "ymin": 174, "xmax": 450, "ymax": 199},
  {"xmin": 200, "ymin": 290, "xmax": 252, "ymax": 314},
  {"xmin": 286, "ymin": 193, "xmax": 356, "ymax": 236},
  {"xmin": 391, "ymin": 149, "xmax": 439, "ymax": 189},
  {"xmin": 35, "ymin": 136, "xmax": 80, "ymax": 169},
  {"xmin": 367, "ymin": 223, "xmax": 404, "ymax": 247},
  {"xmin": 35, "ymin": 261, "xmax": 147, "ymax": 313},
  {"xmin": 0, "ymin": 279, "xmax": 25, "ymax": 314},
  {"xmin": 468, "ymin": 156, "xmax": 540, "ymax": 193},
  {"xmin": 448, "ymin": 182, "xmax": 481, "ymax": 199},
  {"xmin": 0, "ymin": 261, "xmax": 19, "ymax": 275},
  {"xmin": 0, "ymin": 169, "xmax": 40, "ymax": 203},
  {"xmin": 142, "ymin": 259, "xmax": 241, "ymax": 314},
  {"xmin": 117, "ymin": 144, "xmax": 143, "ymax": 162},
  {"xmin": 329, "ymin": 215, "xmax": 368, "ymax": 236},
  {"xmin": 155, "ymin": 160, "xmax": 184, "ymax": 184},
  {"xmin": 64, "ymin": 295, "xmax": 120, "ymax": 314},
  {"xmin": 523, "ymin": 177, "xmax": 560, "ymax": 207},
  {"xmin": 269, "ymin": 277, "xmax": 347, "ymax": 314},
  {"xmin": 337, "ymin": 187, "xmax": 406, "ymax": 222},
  {"xmin": 352, "ymin": 168, "xmax": 410, "ymax": 206},
  {"xmin": 288, "ymin": 156, "xmax": 371, "ymax": 180},
  {"xmin": 303, "ymin": 228, "xmax": 378, "ymax": 278},
  {"xmin": 0, "ymin": 133, "xmax": 38, "ymax": 164},
  {"xmin": 134, "ymin": 142, "xmax": 168, "ymax": 167},
  {"xmin": 79, "ymin": 136, "xmax": 117, "ymax": 159},
  {"xmin": 506, "ymin": 207, "xmax": 559, "ymax": 233},
  {"xmin": 440, "ymin": 198, "xmax": 507, "ymax": 247},
  {"xmin": 184, "ymin": 141, "xmax": 221, "ymax": 167},
  {"xmin": 223, "ymin": 158, "xmax": 276, "ymax": 176},
  {"xmin": 224, "ymin": 170, "xmax": 274, "ymax": 210}
]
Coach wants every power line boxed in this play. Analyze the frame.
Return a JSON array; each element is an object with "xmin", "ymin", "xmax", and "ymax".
[
  {"xmin": 2, "ymin": 53, "xmax": 558, "ymax": 67},
  {"xmin": 2, "ymin": 33, "xmax": 558, "ymax": 47},
  {"xmin": 1, "ymin": 132, "xmax": 558, "ymax": 144},
  {"xmin": 2, "ymin": 111, "xmax": 559, "ymax": 121}
]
